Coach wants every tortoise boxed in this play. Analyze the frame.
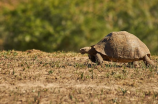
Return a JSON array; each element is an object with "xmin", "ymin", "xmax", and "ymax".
[{"xmin": 80, "ymin": 31, "xmax": 155, "ymax": 67}]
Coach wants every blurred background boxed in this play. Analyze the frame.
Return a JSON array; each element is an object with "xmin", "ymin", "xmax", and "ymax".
[{"xmin": 0, "ymin": 0, "xmax": 158, "ymax": 54}]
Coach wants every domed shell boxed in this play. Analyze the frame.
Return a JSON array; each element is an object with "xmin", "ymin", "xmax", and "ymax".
[{"xmin": 93, "ymin": 31, "xmax": 150, "ymax": 60}]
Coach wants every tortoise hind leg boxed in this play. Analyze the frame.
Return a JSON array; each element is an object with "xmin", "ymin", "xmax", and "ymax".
[
  {"xmin": 95, "ymin": 53, "xmax": 103, "ymax": 65},
  {"xmin": 128, "ymin": 61, "xmax": 139, "ymax": 67},
  {"xmin": 143, "ymin": 55, "xmax": 155, "ymax": 67}
]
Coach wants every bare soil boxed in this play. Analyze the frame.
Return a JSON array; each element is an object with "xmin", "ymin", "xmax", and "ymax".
[{"xmin": 0, "ymin": 49, "xmax": 158, "ymax": 104}]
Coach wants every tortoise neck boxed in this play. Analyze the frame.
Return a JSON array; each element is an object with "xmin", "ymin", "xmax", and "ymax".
[{"xmin": 88, "ymin": 47, "xmax": 97, "ymax": 55}]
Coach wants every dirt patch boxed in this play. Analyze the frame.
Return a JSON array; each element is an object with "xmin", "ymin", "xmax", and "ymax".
[{"xmin": 0, "ymin": 49, "xmax": 158, "ymax": 104}]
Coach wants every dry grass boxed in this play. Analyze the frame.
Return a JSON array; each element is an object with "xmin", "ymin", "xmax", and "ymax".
[{"xmin": 0, "ymin": 49, "xmax": 158, "ymax": 104}]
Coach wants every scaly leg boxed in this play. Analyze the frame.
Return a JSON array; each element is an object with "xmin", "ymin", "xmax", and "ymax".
[
  {"xmin": 95, "ymin": 53, "xmax": 103, "ymax": 65},
  {"xmin": 143, "ymin": 55, "xmax": 155, "ymax": 67},
  {"xmin": 128, "ymin": 61, "xmax": 139, "ymax": 67}
]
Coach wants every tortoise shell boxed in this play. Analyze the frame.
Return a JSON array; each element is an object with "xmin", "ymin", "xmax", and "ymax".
[{"xmin": 93, "ymin": 31, "xmax": 150, "ymax": 62}]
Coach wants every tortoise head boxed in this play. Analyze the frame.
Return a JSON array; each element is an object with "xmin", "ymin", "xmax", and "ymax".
[{"xmin": 80, "ymin": 47, "xmax": 92, "ymax": 54}]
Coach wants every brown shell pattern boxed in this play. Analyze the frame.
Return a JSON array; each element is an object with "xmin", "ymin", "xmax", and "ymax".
[{"xmin": 94, "ymin": 31, "xmax": 150, "ymax": 59}]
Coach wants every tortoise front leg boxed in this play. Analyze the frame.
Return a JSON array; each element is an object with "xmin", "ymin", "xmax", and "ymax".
[
  {"xmin": 95, "ymin": 53, "xmax": 103, "ymax": 65},
  {"xmin": 143, "ymin": 55, "xmax": 155, "ymax": 67}
]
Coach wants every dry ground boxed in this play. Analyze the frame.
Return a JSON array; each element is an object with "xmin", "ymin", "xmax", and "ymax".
[{"xmin": 0, "ymin": 49, "xmax": 158, "ymax": 104}]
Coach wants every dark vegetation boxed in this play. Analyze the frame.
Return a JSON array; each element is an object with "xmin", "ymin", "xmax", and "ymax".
[{"xmin": 0, "ymin": 0, "xmax": 158, "ymax": 54}]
